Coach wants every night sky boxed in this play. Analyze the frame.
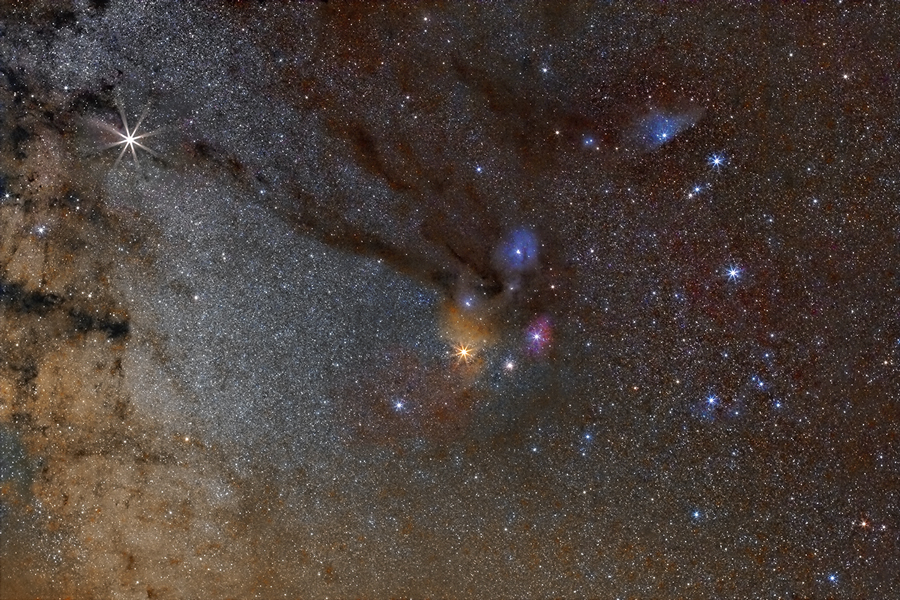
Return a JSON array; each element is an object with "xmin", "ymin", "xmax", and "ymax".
[{"xmin": 1, "ymin": 2, "xmax": 898, "ymax": 598}]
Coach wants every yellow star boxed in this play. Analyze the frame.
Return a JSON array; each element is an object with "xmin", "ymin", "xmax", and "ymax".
[{"xmin": 454, "ymin": 344, "xmax": 474, "ymax": 363}]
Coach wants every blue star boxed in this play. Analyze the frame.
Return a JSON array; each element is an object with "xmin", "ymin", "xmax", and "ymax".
[
  {"xmin": 708, "ymin": 153, "xmax": 726, "ymax": 169},
  {"xmin": 726, "ymin": 265, "xmax": 741, "ymax": 281}
]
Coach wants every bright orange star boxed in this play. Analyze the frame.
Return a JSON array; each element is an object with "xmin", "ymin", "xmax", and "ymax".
[{"xmin": 454, "ymin": 344, "xmax": 474, "ymax": 363}]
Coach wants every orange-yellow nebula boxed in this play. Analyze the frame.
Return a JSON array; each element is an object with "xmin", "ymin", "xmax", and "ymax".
[{"xmin": 438, "ymin": 301, "xmax": 496, "ymax": 353}]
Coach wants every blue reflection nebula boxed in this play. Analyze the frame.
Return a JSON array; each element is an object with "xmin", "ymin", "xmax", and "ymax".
[
  {"xmin": 495, "ymin": 228, "xmax": 539, "ymax": 273},
  {"xmin": 629, "ymin": 107, "xmax": 703, "ymax": 151}
]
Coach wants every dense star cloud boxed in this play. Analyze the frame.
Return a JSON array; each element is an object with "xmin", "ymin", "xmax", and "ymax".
[{"xmin": 1, "ymin": 2, "xmax": 898, "ymax": 598}]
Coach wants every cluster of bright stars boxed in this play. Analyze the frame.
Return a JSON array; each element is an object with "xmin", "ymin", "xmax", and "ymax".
[
  {"xmin": 686, "ymin": 153, "xmax": 728, "ymax": 198},
  {"xmin": 700, "ymin": 154, "xmax": 744, "ymax": 285}
]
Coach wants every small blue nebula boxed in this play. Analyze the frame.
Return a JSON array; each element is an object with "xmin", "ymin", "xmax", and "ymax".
[
  {"xmin": 629, "ymin": 107, "xmax": 703, "ymax": 151},
  {"xmin": 495, "ymin": 229, "xmax": 539, "ymax": 273},
  {"xmin": 693, "ymin": 394, "xmax": 719, "ymax": 422}
]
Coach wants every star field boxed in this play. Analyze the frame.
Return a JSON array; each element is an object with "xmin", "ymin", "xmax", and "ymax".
[{"xmin": 0, "ymin": 2, "xmax": 898, "ymax": 599}]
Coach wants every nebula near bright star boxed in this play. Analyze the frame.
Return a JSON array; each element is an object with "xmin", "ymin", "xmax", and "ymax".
[
  {"xmin": 626, "ymin": 105, "xmax": 704, "ymax": 152},
  {"xmin": 1, "ymin": 2, "xmax": 898, "ymax": 599}
]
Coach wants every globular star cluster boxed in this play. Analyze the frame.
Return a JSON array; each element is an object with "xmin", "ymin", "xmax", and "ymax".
[{"xmin": 1, "ymin": 2, "xmax": 898, "ymax": 599}]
